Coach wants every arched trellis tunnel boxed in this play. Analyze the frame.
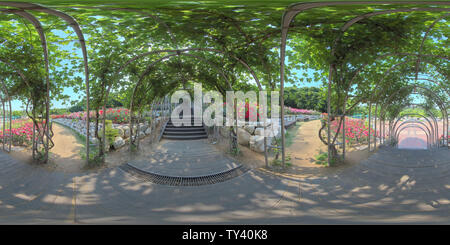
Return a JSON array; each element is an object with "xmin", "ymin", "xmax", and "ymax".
[
  {"xmin": 0, "ymin": 1, "xmax": 89, "ymax": 163},
  {"xmin": 394, "ymin": 120, "xmax": 433, "ymax": 149},
  {"xmin": 0, "ymin": 1, "xmax": 448, "ymax": 168},
  {"xmin": 281, "ymin": 1, "xmax": 449, "ymax": 166}
]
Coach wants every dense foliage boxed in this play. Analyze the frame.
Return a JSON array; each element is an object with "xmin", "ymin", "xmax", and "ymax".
[{"xmin": 0, "ymin": 1, "xmax": 448, "ymax": 163}]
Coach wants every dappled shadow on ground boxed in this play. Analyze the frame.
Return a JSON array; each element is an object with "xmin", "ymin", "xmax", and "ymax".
[
  {"xmin": 398, "ymin": 137, "xmax": 428, "ymax": 150},
  {"xmin": 1, "ymin": 145, "xmax": 449, "ymax": 224}
]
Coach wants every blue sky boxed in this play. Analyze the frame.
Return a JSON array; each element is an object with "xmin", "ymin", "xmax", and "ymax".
[{"xmin": 11, "ymin": 29, "xmax": 80, "ymax": 111}]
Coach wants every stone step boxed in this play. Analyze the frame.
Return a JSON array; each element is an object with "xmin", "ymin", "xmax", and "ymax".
[
  {"xmin": 163, "ymin": 130, "xmax": 206, "ymax": 136},
  {"xmin": 162, "ymin": 134, "xmax": 208, "ymax": 140},
  {"xmin": 165, "ymin": 127, "xmax": 205, "ymax": 132},
  {"xmin": 165, "ymin": 124, "xmax": 204, "ymax": 128}
]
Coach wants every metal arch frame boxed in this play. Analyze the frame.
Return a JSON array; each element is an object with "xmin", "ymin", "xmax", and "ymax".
[
  {"xmin": 0, "ymin": 58, "xmax": 33, "ymax": 154},
  {"xmin": 331, "ymin": 7, "xmax": 450, "ymax": 55},
  {"xmin": 378, "ymin": 84, "xmax": 448, "ymax": 148},
  {"xmin": 349, "ymin": 54, "xmax": 448, "ymax": 151},
  {"xmin": 76, "ymin": 7, "xmax": 192, "ymax": 161},
  {"xmin": 412, "ymin": 77, "xmax": 450, "ymax": 97},
  {"xmin": 380, "ymin": 88, "xmax": 445, "ymax": 145},
  {"xmin": 330, "ymin": 53, "xmax": 448, "ymax": 153},
  {"xmin": 415, "ymin": 12, "xmax": 450, "ymax": 80},
  {"xmin": 0, "ymin": 86, "xmax": 11, "ymax": 152},
  {"xmin": 0, "ymin": 7, "xmax": 52, "ymax": 162},
  {"xmin": 390, "ymin": 119, "xmax": 436, "ymax": 146},
  {"xmin": 103, "ymin": 47, "xmax": 270, "ymax": 166},
  {"xmin": 126, "ymin": 52, "xmax": 266, "ymax": 162},
  {"xmin": 393, "ymin": 119, "xmax": 432, "ymax": 144},
  {"xmin": 369, "ymin": 57, "xmax": 449, "ymax": 114},
  {"xmin": 347, "ymin": 17, "xmax": 449, "ymax": 153},
  {"xmin": 395, "ymin": 124, "xmax": 431, "ymax": 149},
  {"xmin": 351, "ymin": 54, "xmax": 449, "ymax": 104},
  {"xmin": 280, "ymin": 1, "xmax": 450, "ymax": 166},
  {"xmin": 0, "ymin": 2, "xmax": 90, "ymax": 164},
  {"xmin": 378, "ymin": 84, "xmax": 448, "ymax": 131},
  {"xmin": 68, "ymin": 6, "xmax": 271, "ymax": 164},
  {"xmin": 394, "ymin": 104, "xmax": 440, "ymax": 147},
  {"xmin": 59, "ymin": 6, "xmax": 180, "ymax": 47},
  {"xmin": 363, "ymin": 56, "xmax": 449, "ymax": 150},
  {"xmin": 367, "ymin": 57, "xmax": 449, "ymax": 150},
  {"xmin": 330, "ymin": 54, "xmax": 449, "ymax": 153},
  {"xmin": 346, "ymin": 53, "xmax": 449, "ymax": 98},
  {"xmin": 127, "ymin": 53, "xmax": 232, "ymax": 151},
  {"xmin": 394, "ymin": 119, "xmax": 434, "ymax": 146}
]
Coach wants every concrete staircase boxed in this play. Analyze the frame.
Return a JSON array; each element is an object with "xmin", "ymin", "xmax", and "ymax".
[{"xmin": 162, "ymin": 116, "xmax": 207, "ymax": 140}]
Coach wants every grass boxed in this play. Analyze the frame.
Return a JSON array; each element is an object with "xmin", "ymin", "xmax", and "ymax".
[
  {"xmin": 285, "ymin": 121, "xmax": 304, "ymax": 147},
  {"xmin": 314, "ymin": 151, "xmax": 338, "ymax": 166},
  {"xmin": 271, "ymin": 153, "xmax": 292, "ymax": 167}
]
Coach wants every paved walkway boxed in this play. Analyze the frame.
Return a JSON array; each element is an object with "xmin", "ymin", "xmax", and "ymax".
[
  {"xmin": 128, "ymin": 139, "xmax": 240, "ymax": 177},
  {"xmin": 0, "ymin": 145, "xmax": 449, "ymax": 224}
]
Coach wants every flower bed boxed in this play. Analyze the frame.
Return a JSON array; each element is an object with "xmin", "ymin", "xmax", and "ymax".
[
  {"xmin": 51, "ymin": 108, "xmax": 130, "ymax": 124},
  {"xmin": 0, "ymin": 119, "xmax": 44, "ymax": 146},
  {"xmin": 285, "ymin": 107, "xmax": 316, "ymax": 115},
  {"xmin": 330, "ymin": 117, "xmax": 377, "ymax": 146}
]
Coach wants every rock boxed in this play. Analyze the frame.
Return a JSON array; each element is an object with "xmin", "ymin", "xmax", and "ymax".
[
  {"xmin": 254, "ymin": 127, "xmax": 265, "ymax": 136},
  {"xmin": 249, "ymin": 135, "xmax": 266, "ymax": 153},
  {"xmin": 116, "ymin": 127, "xmax": 124, "ymax": 138},
  {"xmin": 145, "ymin": 128, "xmax": 152, "ymax": 135},
  {"xmin": 237, "ymin": 128, "xmax": 251, "ymax": 146},
  {"xmin": 139, "ymin": 132, "xmax": 145, "ymax": 139},
  {"xmin": 122, "ymin": 126, "xmax": 130, "ymax": 138},
  {"xmin": 267, "ymin": 128, "xmax": 281, "ymax": 138},
  {"xmin": 139, "ymin": 123, "xmax": 148, "ymax": 132},
  {"xmin": 113, "ymin": 137, "xmax": 125, "ymax": 149},
  {"xmin": 244, "ymin": 125, "xmax": 256, "ymax": 135}
]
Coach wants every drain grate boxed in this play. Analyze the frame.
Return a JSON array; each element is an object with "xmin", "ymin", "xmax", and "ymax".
[{"xmin": 119, "ymin": 163, "xmax": 251, "ymax": 186}]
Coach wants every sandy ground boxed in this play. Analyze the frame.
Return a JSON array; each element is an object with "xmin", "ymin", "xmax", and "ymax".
[
  {"xmin": 46, "ymin": 124, "xmax": 85, "ymax": 172},
  {"xmin": 7, "ymin": 120, "xmax": 166, "ymax": 172},
  {"xmin": 214, "ymin": 120, "xmax": 375, "ymax": 178},
  {"xmin": 7, "ymin": 119, "xmax": 373, "ymax": 176},
  {"xmin": 7, "ymin": 124, "xmax": 85, "ymax": 172}
]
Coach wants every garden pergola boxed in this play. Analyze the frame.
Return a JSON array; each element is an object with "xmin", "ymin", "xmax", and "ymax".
[
  {"xmin": 280, "ymin": 1, "xmax": 449, "ymax": 166},
  {"xmin": 0, "ymin": 1, "xmax": 448, "ymax": 167}
]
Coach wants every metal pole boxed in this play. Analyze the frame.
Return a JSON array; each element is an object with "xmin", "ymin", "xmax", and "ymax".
[
  {"xmin": 32, "ymin": 110, "xmax": 35, "ymax": 160},
  {"xmin": 8, "ymin": 100, "xmax": 11, "ymax": 152},
  {"xmin": 342, "ymin": 115, "xmax": 345, "ymax": 160},
  {"xmin": 368, "ymin": 102, "xmax": 371, "ymax": 151},
  {"xmin": 2, "ymin": 100, "xmax": 4, "ymax": 151},
  {"xmin": 374, "ymin": 104, "xmax": 378, "ymax": 150},
  {"xmin": 327, "ymin": 65, "xmax": 332, "ymax": 166}
]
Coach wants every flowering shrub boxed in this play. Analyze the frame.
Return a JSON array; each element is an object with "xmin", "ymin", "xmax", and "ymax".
[
  {"xmin": 0, "ymin": 119, "xmax": 43, "ymax": 146},
  {"xmin": 222, "ymin": 102, "xmax": 261, "ymax": 121},
  {"xmin": 331, "ymin": 117, "xmax": 377, "ymax": 146},
  {"xmin": 102, "ymin": 108, "xmax": 129, "ymax": 124},
  {"xmin": 238, "ymin": 101, "xmax": 260, "ymax": 121},
  {"xmin": 51, "ymin": 108, "xmax": 130, "ymax": 124},
  {"xmin": 285, "ymin": 106, "xmax": 315, "ymax": 115}
]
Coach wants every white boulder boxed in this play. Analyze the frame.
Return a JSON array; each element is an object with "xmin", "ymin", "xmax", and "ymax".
[
  {"xmin": 237, "ymin": 128, "xmax": 251, "ymax": 146},
  {"xmin": 139, "ymin": 132, "xmax": 146, "ymax": 139},
  {"xmin": 249, "ymin": 135, "xmax": 266, "ymax": 153},
  {"xmin": 122, "ymin": 126, "xmax": 130, "ymax": 138},
  {"xmin": 113, "ymin": 137, "xmax": 125, "ymax": 149},
  {"xmin": 244, "ymin": 125, "xmax": 256, "ymax": 135},
  {"xmin": 254, "ymin": 127, "xmax": 265, "ymax": 136}
]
